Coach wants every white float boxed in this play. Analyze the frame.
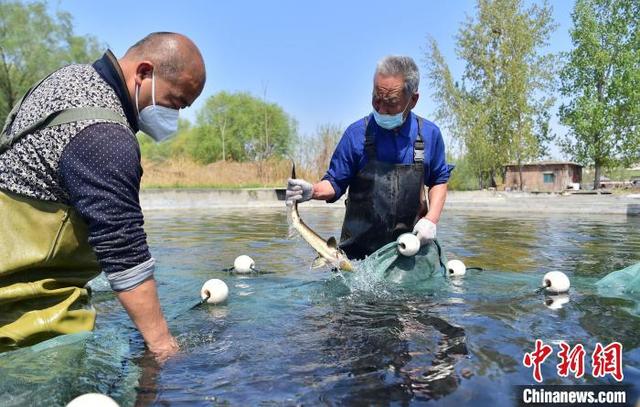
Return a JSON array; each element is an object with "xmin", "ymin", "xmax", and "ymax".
[
  {"xmin": 200, "ymin": 279, "xmax": 229, "ymax": 304},
  {"xmin": 544, "ymin": 293, "xmax": 570, "ymax": 310},
  {"xmin": 447, "ymin": 259, "xmax": 466, "ymax": 277},
  {"xmin": 67, "ymin": 393, "xmax": 119, "ymax": 407},
  {"xmin": 233, "ymin": 255, "xmax": 255, "ymax": 273},
  {"xmin": 542, "ymin": 271, "xmax": 570, "ymax": 293},
  {"xmin": 396, "ymin": 233, "xmax": 420, "ymax": 257}
]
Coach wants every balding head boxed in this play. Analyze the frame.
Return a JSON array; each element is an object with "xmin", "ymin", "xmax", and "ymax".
[
  {"xmin": 120, "ymin": 32, "xmax": 206, "ymax": 111},
  {"xmin": 125, "ymin": 32, "xmax": 205, "ymax": 87}
]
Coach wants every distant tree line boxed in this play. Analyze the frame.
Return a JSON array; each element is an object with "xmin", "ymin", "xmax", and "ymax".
[
  {"xmin": 139, "ymin": 91, "xmax": 298, "ymax": 167},
  {"xmin": 2, "ymin": 0, "xmax": 638, "ymax": 190},
  {"xmin": 426, "ymin": 0, "xmax": 639, "ymax": 190},
  {"xmin": 0, "ymin": 1, "xmax": 102, "ymax": 121}
]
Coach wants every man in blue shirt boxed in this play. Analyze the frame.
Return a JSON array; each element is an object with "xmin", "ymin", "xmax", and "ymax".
[{"xmin": 286, "ymin": 56, "xmax": 452, "ymax": 259}]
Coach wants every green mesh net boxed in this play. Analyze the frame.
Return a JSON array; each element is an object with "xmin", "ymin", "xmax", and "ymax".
[
  {"xmin": 0, "ymin": 327, "xmax": 140, "ymax": 406},
  {"xmin": 346, "ymin": 239, "xmax": 449, "ymax": 287},
  {"xmin": 596, "ymin": 262, "xmax": 640, "ymax": 298}
]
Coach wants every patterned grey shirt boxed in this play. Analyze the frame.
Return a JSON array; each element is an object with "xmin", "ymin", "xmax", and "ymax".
[
  {"xmin": 0, "ymin": 63, "xmax": 129, "ymax": 202},
  {"xmin": 0, "ymin": 54, "xmax": 154, "ymax": 292}
]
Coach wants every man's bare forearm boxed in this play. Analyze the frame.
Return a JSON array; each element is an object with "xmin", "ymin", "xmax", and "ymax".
[
  {"xmin": 425, "ymin": 183, "xmax": 447, "ymax": 224},
  {"xmin": 312, "ymin": 180, "xmax": 336, "ymax": 201},
  {"xmin": 116, "ymin": 278, "xmax": 177, "ymax": 359}
]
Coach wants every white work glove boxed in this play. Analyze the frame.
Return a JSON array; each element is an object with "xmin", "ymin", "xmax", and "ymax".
[
  {"xmin": 413, "ymin": 218, "xmax": 437, "ymax": 245},
  {"xmin": 286, "ymin": 178, "xmax": 313, "ymax": 204}
]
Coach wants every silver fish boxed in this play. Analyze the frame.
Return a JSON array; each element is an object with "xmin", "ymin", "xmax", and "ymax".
[{"xmin": 287, "ymin": 164, "xmax": 354, "ymax": 272}]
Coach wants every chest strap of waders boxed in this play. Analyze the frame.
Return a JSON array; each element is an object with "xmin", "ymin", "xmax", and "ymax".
[
  {"xmin": 414, "ymin": 116, "xmax": 424, "ymax": 163},
  {"xmin": 0, "ymin": 74, "xmax": 129, "ymax": 155},
  {"xmin": 362, "ymin": 115, "xmax": 425, "ymax": 163}
]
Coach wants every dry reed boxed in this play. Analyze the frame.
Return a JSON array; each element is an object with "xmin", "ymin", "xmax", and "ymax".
[{"xmin": 141, "ymin": 158, "xmax": 322, "ymax": 189}]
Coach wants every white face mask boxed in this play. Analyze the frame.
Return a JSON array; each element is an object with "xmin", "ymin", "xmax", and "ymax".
[{"xmin": 135, "ymin": 70, "xmax": 179, "ymax": 142}]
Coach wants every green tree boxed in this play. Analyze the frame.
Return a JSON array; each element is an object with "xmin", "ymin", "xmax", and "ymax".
[
  {"xmin": 138, "ymin": 118, "xmax": 192, "ymax": 161},
  {"xmin": 189, "ymin": 91, "xmax": 296, "ymax": 164},
  {"xmin": 0, "ymin": 1, "xmax": 102, "ymax": 121},
  {"xmin": 425, "ymin": 0, "xmax": 556, "ymax": 189},
  {"xmin": 558, "ymin": 0, "xmax": 640, "ymax": 189},
  {"xmin": 446, "ymin": 152, "xmax": 481, "ymax": 191}
]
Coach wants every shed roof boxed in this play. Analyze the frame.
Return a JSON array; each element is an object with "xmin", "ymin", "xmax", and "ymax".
[{"xmin": 504, "ymin": 160, "xmax": 583, "ymax": 168}]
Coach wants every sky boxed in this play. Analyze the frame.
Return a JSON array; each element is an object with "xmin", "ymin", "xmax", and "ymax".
[{"xmin": 50, "ymin": 0, "xmax": 576, "ymax": 158}]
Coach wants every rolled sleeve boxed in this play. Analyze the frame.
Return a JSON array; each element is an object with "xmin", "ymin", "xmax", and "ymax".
[
  {"xmin": 59, "ymin": 122, "xmax": 153, "ymax": 291},
  {"xmin": 425, "ymin": 125, "xmax": 453, "ymax": 187},
  {"xmin": 105, "ymin": 257, "xmax": 155, "ymax": 292}
]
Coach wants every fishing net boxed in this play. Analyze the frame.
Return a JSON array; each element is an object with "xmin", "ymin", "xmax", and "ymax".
[
  {"xmin": 0, "ymin": 322, "xmax": 140, "ymax": 406},
  {"xmin": 349, "ymin": 238, "xmax": 640, "ymax": 317},
  {"xmin": 596, "ymin": 262, "xmax": 640, "ymax": 298},
  {"xmin": 348, "ymin": 239, "xmax": 449, "ymax": 287}
]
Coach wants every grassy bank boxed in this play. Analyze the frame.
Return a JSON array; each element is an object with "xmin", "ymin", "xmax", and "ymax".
[
  {"xmin": 141, "ymin": 158, "xmax": 640, "ymax": 192},
  {"xmin": 140, "ymin": 158, "xmax": 320, "ymax": 189}
]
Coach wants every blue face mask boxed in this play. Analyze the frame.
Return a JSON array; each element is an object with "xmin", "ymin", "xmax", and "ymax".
[
  {"xmin": 372, "ymin": 98, "xmax": 412, "ymax": 130},
  {"xmin": 135, "ymin": 71, "xmax": 179, "ymax": 142}
]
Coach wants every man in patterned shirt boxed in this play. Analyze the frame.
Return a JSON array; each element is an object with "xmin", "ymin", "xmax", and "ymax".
[{"xmin": 0, "ymin": 32, "xmax": 206, "ymax": 359}]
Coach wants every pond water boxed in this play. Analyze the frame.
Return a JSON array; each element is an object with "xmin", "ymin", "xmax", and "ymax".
[{"xmin": 1, "ymin": 206, "xmax": 640, "ymax": 406}]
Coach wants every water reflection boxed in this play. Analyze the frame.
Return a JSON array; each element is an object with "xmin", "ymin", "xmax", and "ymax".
[
  {"xmin": 311, "ymin": 296, "xmax": 468, "ymax": 404},
  {"xmin": 2, "ymin": 208, "xmax": 640, "ymax": 405},
  {"xmin": 576, "ymin": 295, "xmax": 640, "ymax": 349},
  {"xmin": 113, "ymin": 209, "xmax": 640, "ymax": 404},
  {"xmin": 544, "ymin": 293, "xmax": 570, "ymax": 310},
  {"xmin": 452, "ymin": 216, "xmax": 541, "ymax": 273}
]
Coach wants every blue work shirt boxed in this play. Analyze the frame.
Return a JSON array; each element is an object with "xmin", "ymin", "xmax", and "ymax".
[{"xmin": 322, "ymin": 112, "xmax": 452, "ymax": 203}]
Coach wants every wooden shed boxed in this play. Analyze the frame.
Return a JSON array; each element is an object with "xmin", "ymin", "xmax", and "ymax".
[{"xmin": 504, "ymin": 161, "xmax": 583, "ymax": 192}]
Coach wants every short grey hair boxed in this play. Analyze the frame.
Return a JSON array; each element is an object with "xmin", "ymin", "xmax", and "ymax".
[{"xmin": 374, "ymin": 56, "xmax": 420, "ymax": 95}]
